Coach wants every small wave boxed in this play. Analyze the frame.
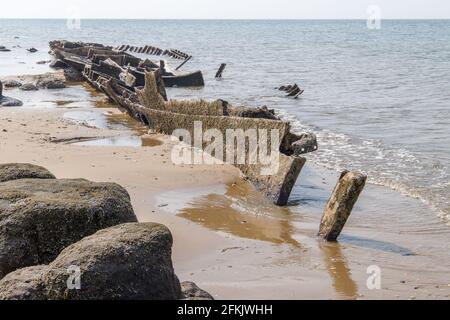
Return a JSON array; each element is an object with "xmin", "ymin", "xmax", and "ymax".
[{"xmin": 277, "ymin": 110, "xmax": 450, "ymax": 224}]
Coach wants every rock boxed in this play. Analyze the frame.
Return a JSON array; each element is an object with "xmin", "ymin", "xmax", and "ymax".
[
  {"xmin": 64, "ymin": 68, "xmax": 84, "ymax": 82},
  {"xmin": 0, "ymin": 81, "xmax": 23, "ymax": 107},
  {"xmin": 0, "ymin": 178, "xmax": 137, "ymax": 278},
  {"xmin": 44, "ymin": 223, "xmax": 181, "ymax": 300},
  {"xmin": 27, "ymin": 48, "xmax": 38, "ymax": 53},
  {"xmin": 0, "ymin": 46, "xmax": 11, "ymax": 52},
  {"xmin": 0, "ymin": 266, "xmax": 47, "ymax": 300},
  {"xmin": 2, "ymin": 80, "xmax": 22, "ymax": 88},
  {"xmin": 36, "ymin": 78, "xmax": 66, "ymax": 89},
  {"xmin": 291, "ymin": 133, "xmax": 318, "ymax": 155},
  {"xmin": 36, "ymin": 60, "xmax": 51, "ymax": 65},
  {"xmin": 0, "ymin": 163, "xmax": 55, "ymax": 182},
  {"xmin": 181, "ymin": 282, "xmax": 214, "ymax": 300},
  {"xmin": 19, "ymin": 83, "xmax": 38, "ymax": 91},
  {"xmin": 0, "ymin": 223, "xmax": 182, "ymax": 300},
  {"xmin": 318, "ymin": 171, "xmax": 367, "ymax": 241},
  {"xmin": 227, "ymin": 105, "xmax": 279, "ymax": 120},
  {"xmin": 49, "ymin": 59, "xmax": 69, "ymax": 69}
]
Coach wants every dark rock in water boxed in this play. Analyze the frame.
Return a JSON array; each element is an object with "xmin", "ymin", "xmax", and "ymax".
[
  {"xmin": 0, "ymin": 81, "xmax": 23, "ymax": 107},
  {"xmin": 36, "ymin": 60, "xmax": 51, "ymax": 65},
  {"xmin": 36, "ymin": 78, "xmax": 66, "ymax": 89},
  {"xmin": 0, "ymin": 223, "xmax": 182, "ymax": 300},
  {"xmin": 0, "ymin": 46, "xmax": 11, "ymax": 52},
  {"xmin": 0, "ymin": 163, "xmax": 55, "ymax": 182},
  {"xmin": 0, "ymin": 178, "xmax": 138, "ymax": 279},
  {"xmin": 3, "ymin": 80, "xmax": 22, "ymax": 88},
  {"xmin": 44, "ymin": 223, "xmax": 181, "ymax": 300},
  {"xmin": 64, "ymin": 67, "xmax": 84, "ymax": 82},
  {"xmin": 19, "ymin": 83, "xmax": 38, "ymax": 91},
  {"xmin": 181, "ymin": 281, "xmax": 214, "ymax": 300},
  {"xmin": 0, "ymin": 266, "xmax": 47, "ymax": 300},
  {"xmin": 0, "ymin": 97, "xmax": 23, "ymax": 107},
  {"xmin": 49, "ymin": 59, "xmax": 69, "ymax": 69},
  {"xmin": 27, "ymin": 48, "xmax": 38, "ymax": 53}
]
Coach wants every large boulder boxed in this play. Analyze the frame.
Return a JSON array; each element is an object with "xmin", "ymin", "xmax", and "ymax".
[
  {"xmin": 0, "ymin": 178, "xmax": 137, "ymax": 278},
  {"xmin": 0, "ymin": 223, "xmax": 182, "ymax": 300},
  {"xmin": 0, "ymin": 163, "xmax": 55, "ymax": 182}
]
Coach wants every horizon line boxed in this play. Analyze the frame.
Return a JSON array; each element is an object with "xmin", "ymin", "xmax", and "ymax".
[{"xmin": 1, "ymin": 17, "xmax": 450, "ymax": 20}]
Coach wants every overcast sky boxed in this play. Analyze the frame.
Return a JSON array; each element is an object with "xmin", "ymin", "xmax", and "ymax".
[{"xmin": 1, "ymin": 0, "xmax": 449, "ymax": 19}]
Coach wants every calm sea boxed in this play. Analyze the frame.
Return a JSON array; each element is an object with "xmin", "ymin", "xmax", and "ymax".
[{"xmin": 0, "ymin": 19, "xmax": 449, "ymax": 222}]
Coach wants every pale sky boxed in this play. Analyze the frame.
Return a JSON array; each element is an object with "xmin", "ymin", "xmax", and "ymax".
[{"xmin": 1, "ymin": 0, "xmax": 449, "ymax": 19}]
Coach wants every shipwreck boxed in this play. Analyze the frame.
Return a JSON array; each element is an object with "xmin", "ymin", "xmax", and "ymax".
[{"xmin": 49, "ymin": 40, "xmax": 318, "ymax": 206}]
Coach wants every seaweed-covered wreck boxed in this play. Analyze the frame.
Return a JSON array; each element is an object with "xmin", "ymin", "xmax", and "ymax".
[
  {"xmin": 50, "ymin": 41, "xmax": 318, "ymax": 206},
  {"xmin": 49, "ymin": 40, "xmax": 204, "ymax": 88}
]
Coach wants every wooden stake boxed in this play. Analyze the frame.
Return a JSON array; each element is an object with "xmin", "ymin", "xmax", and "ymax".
[
  {"xmin": 215, "ymin": 63, "xmax": 227, "ymax": 78},
  {"xmin": 319, "ymin": 171, "xmax": 367, "ymax": 241}
]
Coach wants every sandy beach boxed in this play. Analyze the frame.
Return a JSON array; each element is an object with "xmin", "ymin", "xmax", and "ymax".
[{"xmin": 1, "ymin": 75, "xmax": 449, "ymax": 300}]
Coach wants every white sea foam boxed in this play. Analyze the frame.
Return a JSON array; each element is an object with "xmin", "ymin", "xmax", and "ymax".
[{"xmin": 278, "ymin": 109, "xmax": 450, "ymax": 223}]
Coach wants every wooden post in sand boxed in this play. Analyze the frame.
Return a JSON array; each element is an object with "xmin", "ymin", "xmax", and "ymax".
[{"xmin": 319, "ymin": 171, "xmax": 367, "ymax": 241}]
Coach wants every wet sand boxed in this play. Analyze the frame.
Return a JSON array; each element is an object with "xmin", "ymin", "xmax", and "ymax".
[{"xmin": 1, "ymin": 78, "xmax": 449, "ymax": 300}]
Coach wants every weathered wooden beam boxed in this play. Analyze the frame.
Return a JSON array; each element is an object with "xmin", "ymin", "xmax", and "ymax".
[
  {"xmin": 318, "ymin": 171, "xmax": 367, "ymax": 241},
  {"xmin": 175, "ymin": 56, "xmax": 192, "ymax": 71},
  {"xmin": 159, "ymin": 60, "xmax": 166, "ymax": 75}
]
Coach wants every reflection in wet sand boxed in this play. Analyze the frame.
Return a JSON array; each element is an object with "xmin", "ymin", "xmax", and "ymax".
[
  {"xmin": 178, "ymin": 181, "xmax": 301, "ymax": 247},
  {"xmin": 320, "ymin": 242, "xmax": 359, "ymax": 300}
]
